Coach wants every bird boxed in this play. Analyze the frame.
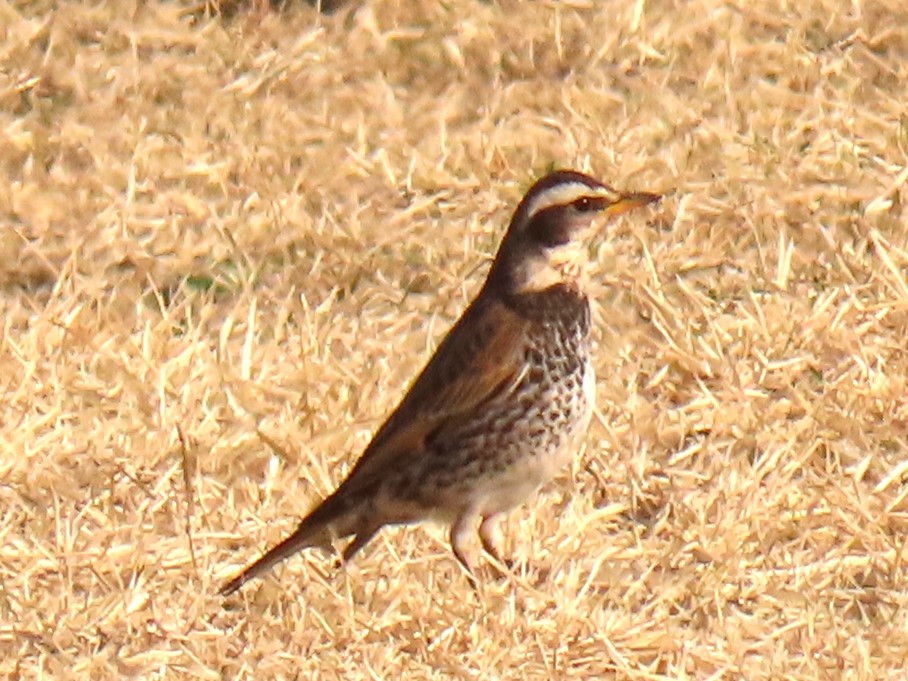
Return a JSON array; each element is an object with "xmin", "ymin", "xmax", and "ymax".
[{"xmin": 219, "ymin": 169, "xmax": 660, "ymax": 596}]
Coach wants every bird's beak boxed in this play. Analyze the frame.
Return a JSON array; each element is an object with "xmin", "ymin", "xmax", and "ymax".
[{"xmin": 603, "ymin": 191, "xmax": 661, "ymax": 217}]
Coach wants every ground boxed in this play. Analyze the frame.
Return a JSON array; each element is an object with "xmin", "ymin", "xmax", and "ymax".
[{"xmin": 2, "ymin": 0, "xmax": 908, "ymax": 678}]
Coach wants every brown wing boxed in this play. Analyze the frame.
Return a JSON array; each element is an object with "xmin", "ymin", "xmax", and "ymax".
[
  {"xmin": 335, "ymin": 292, "xmax": 530, "ymax": 496},
  {"xmin": 217, "ymin": 293, "xmax": 531, "ymax": 596}
]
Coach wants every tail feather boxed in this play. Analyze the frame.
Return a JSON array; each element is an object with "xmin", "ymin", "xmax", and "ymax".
[{"xmin": 220, "ymin": 492, "xmax": 372, "ymax": 596}]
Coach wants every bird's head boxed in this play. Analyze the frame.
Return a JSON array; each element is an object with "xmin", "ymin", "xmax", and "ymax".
[{"xmin": 488, "ymin": 170, "xmax": 660, "ymax": 295}]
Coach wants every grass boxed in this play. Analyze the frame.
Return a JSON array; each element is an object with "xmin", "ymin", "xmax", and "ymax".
[{"xmin": 2, "ymin": 0, "xmax": 908, "ymax": 678}]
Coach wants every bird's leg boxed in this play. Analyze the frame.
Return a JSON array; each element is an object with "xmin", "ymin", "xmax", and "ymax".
[
  {"xmin": 479, "ymin": 513, "xmax": 515, "ymax": 578},
  {"xmin": 450, "ymin": 510, "xmax": 481, "ymax": 589},
  {"xmin": 479, "ymin": 514, "xmax": 506, "ymax": 564}
]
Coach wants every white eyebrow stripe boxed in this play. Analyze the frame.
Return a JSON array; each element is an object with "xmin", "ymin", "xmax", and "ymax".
[{"xmin": 524, "ymin": 182, "xmax": 619, "ymax": 220}]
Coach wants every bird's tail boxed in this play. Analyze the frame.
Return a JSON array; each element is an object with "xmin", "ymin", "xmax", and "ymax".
[{"xmin": 219, "ymin": 490, "xmax": 377, "ymax": 596}]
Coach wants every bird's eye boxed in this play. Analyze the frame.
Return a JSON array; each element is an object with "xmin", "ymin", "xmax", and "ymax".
[{"xmin": 573, "ymin": 197, "xmax": 596, "ymax": 212}]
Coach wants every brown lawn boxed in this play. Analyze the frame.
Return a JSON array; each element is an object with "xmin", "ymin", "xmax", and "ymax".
[{"xmin": 2, "ymin": 0, "xmax": 908, "ymax": 678}]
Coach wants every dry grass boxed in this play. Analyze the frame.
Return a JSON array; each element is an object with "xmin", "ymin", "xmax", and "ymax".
[{"xmin": 2, "ymin": 0, "xmax": 908, "ymax": 678}]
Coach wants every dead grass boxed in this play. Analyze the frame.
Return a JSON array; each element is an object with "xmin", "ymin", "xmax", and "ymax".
[{"xmin": 2, "ymin": 0, "xmax": 908, "ymax": 678}]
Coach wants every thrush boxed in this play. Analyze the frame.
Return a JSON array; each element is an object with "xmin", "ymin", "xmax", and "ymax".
[{"xmin": 220, "ymin": 169, "xmax": 659, "ymax": 596}]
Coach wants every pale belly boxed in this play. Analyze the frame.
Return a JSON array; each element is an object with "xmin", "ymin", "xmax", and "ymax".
[{"xmin": 427, "ymin": 357, "xmax": 596, "ymax": 518}]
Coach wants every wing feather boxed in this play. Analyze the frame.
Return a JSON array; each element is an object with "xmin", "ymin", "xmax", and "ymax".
[{"xmin": 336, "ymin": 294, "xmax": 529, "ymax": 494}]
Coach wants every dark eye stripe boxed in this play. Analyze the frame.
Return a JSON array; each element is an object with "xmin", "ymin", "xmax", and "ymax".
[
  {"xmin": 526, "ymin": 206, "xmax": 572, "ymax": 247},
  {"xmin": 573, "ymin": 196, "xmax": 606, "ymax": 212}
]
